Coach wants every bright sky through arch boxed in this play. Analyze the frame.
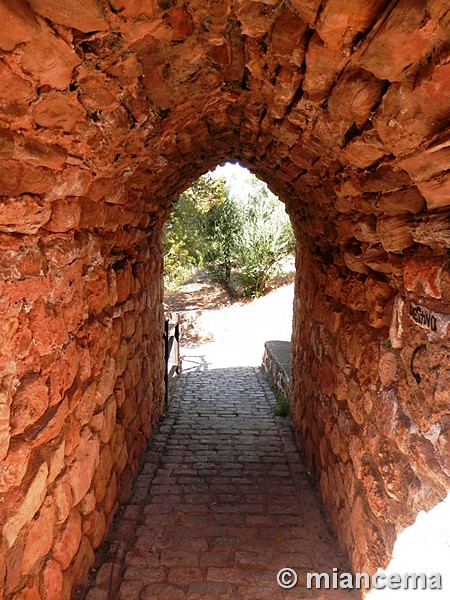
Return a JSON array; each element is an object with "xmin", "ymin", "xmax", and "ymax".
[{"xmin": 210, "ymin": 162, "xmax": 265, "ymax": 203}]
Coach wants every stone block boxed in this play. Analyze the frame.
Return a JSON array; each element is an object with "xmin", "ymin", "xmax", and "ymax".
[
  {"xmin": 374, "ymin": 80, "xmax": 440, "ymax": 154},
  {"xmin": 377, "ymin": 187, "xmax": 426, "ymax": 215},
  {"xmin": 167, "ymin": 6, "xmax": 194, "ymax": 41},
  {"xmin": 92, "ymin": 444, "xmax": 113, "ymax": 503},
  {"xmin": 0, "ymin": 388, "xmax": 11, "ymax": 461},
  {"xmin": 303, "ymin": 33, "xmax": 344, "ymax": 101},
  {"xmin": 356, "ymin": 0, "xmax": 436, "ymax": 81},
  {"xmin": 269, "ymin": 6, "xmax": 307, "ymax": 64},
  {"xmin": 0, "ymin": 60, "xmax": 34, "ymax": 120},
  {"xmin": 47, "ymin": 166, "xmax": 93, "ymax": 201},
  {"xmin": 0, "ymin": 440, "xmax": 31, "ymax": 493},
  {"xmin": 66, "ymin": 426, "xmax": 100, "ymax": 506},
  {"xmin": 51, "ymin": 475, "xmax": 73, "ymax": 524},
  {"xmin": 40, "ymin": 560, "xmax": 63, "ymax": 600},
  {"xmin": 32, "ymin": 92, "xmax": 86, "ymax": 132},
  {"xmin": 316, "ymin": 0, "xmax": 388, "ymax": 49},
  {"xmin": 22, "ymin": 498, "xmax": 56, "ymax": 574},
  {"xmin": 45, "ymin": 199, "xmax": 82, "ymax": 233},
  {"xmin": 27, "ymin": 0, "xmax": 107, "ymax": 32},
  {"xmin": 28, "ymin": 301, "xmax": 68, "ymax": 356},
  {"xmin": 416, "ymin": 173, "xmax": 450, "ymax": 209},
  {"xmin": 24, "ymin": 399, "xmax": 69, "ymax": 448},
  {"xmin": 414, "ymin": 61, "xmax": 450, "ymax": 120},
  {"xmin": 328, "ymin": 68, "xmax": 386, "ymax": 128},
  {"xmin": 377, "ymin": 215, "xmax": 414, "ymax": 252},
  {"xmin": 10, "ymin": 373, "xmax": 49, "ymax": 436},
  {"xmin": 52, "ymin": 509, "xmax": 82, "ymax": 569},
  {"xmin": 0, "ymin": 161, "xmax": 55, "ymax": 196},
  {"xmin": 290, "ymin": 0, "xmax": 321, "ymax": 25},
  {"xmin": 78, "ymin": 71, "xmax": 120, "ymax": 112},
  {"xmin": 412, "ymin": 214, "xmax": 450, "ymax": 249},
  {"xmin": 378, "ymin": 353, "xmax": 398, "ymax": 386},
  {"xmin": 21, "ymin": 24, "xmax": 81, "ymax": 90},
  {"xmin": 2, "ymin": 462, "xmax": 48, "ymax": 548},
  {"xmin": 0, "ymin": 0, "xmax": 41, "ymax": 51},
  {"xmin": 403, "ymin": 257, "xmax": 443, "ymax": 299},
  {"xmin": 0, "ymin": 197, "xmax": 51, "ymax": 235}
]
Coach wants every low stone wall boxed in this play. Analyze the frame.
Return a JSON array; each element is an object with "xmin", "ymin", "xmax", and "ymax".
[{"xmin": 261, "ymin": 340, "xmax": 291, "ymax": 400}]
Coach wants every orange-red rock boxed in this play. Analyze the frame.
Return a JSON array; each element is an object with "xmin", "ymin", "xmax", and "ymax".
[
  {"xmin": 52, "ymin": 508, "xmax": 82, "ymax": 570},
  {"xmin": 27, "ymin": 0, "xmax": 107, "ymax": 32},
  {"xmin": 0, "ymin": 0, "xmax": 41, "ymax": 51},
  {"xmin": 32, "ymin": 93, "xmax": 86, "ymax": 132},
  {"xmin": 40, "ymin": 560, "xmax": 63, "ymax": 600},
  {"xmin": 21, "ymin": 25, "xmax": 81, "ymax": 90},
  {"xmin": 22, "ymin": 498, "xmax": 56, "ymax": 574}
]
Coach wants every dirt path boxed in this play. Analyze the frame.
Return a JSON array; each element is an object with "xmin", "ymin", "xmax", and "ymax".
[{"xmin": 164, "ymin": 272, "xmax": 294, "ymax": 371}]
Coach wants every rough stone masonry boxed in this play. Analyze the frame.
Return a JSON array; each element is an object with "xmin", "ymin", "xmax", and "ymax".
[{"xmin": 0, "ymin": 0, "xmax": 449, "ymax": 598}]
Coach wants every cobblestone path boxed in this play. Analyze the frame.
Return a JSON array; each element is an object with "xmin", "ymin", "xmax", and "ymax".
[{"xmin": 78, "ymin": 368, "xmax": 358, "ymax": 600}]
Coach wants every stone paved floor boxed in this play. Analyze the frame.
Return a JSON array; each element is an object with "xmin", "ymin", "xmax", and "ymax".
[{"xmin": 77, "ymin": 367, "xmax": 359, "ymax": 600}]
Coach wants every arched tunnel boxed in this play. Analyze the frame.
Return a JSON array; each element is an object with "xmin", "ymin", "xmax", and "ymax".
[{"xmin": 0, "ymin": 0, "xmax": 450, "ymax": 597}]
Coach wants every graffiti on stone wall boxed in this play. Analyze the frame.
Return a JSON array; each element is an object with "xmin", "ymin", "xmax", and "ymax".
[{"xmin": 408, "ymin": 302, "xmax": 450, "ymax": 338}]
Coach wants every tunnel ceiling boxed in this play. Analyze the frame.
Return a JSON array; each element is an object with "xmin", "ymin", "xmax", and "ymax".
[{"xmin": 0, "ymin": 0, "xmax": 449, "ymax": 256}]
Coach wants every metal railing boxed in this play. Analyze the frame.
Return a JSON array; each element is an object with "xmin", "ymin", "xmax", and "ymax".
[{"xmin": 164, "ymin": 315, "xmax": 181, "ymax": 406}]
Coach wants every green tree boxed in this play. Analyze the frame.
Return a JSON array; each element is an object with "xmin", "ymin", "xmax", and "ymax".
[
  {"xmin": 163, "ymin": 174, "xmax": 226, "ymax": 288},
  {"xmin": 203, "ymin": 196, "xmax": 242, "ymax": 286},
  {"xmin": 233, "ymin": 178, "xmax": 295, "ymax": 297},
  {"xmin": 163, "ymin": 169, "xmax": 295, "ymax": 297}
]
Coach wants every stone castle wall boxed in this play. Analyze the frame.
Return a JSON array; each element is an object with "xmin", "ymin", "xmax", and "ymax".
[{"xmin": 0, "ymin": 0, "xmax": 449, "ymax": 597}]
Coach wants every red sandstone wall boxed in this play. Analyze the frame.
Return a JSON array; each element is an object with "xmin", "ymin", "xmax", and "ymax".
[
  {"xmin": 0, "ymin": 0, "xmax": 449, "ymax": 597},
  {"xmin": 0, "ymin": 221, "xmax": 166, "ymax": 598},
  {"xmin": 290, "ymin": 233, "xmax": 450, "ymax": 576}
]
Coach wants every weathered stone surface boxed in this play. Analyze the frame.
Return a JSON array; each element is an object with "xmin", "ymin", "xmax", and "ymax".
[
  {"xmin": 22, "ymin": 498, "xmax": 56, "ymax": 574},
  {"xmin": 10, "ymin": 373, "xmax": 49, "ymax": 435},
  {"xmin": 303, "ymin": 33, "xmax": 344, "ymax": 101},
  {"xmin": 27, "ymin": 0, "xmax": 107, "ymax": 32},
  {"xmin": 167, "ymin": 6, "xmax": 194, "ymax": 41},
  {"xmin": 32, "ymin": 93, "xmax": 86, "ymax": 132},
  {"xmin": 0, "ymin": 61, "xmax": 34, "ymax": 119},
  {"xmin": 66, "ymin": 427, "xmax": 100, "ymax": 506},
  {"xmin": 0, "ymin": 2, "xmax": 448, "ymax": 598},
  {"xmin": 377, "ymin": 215, "xmax": 414, "ymax": 252},
  {"xmin": 0, "ymin": 0, "xmax": 41, "ymax": 51},
  {"xmin": 357, "ymin": 0, "xmax": 436, "ymax": 81},
  {"xmin": 52, "ymin": 508, "xmax": 82, "ymax": 569},
  {"xmin": 404, "ymin": 257, "xmax": 443, "ymax": 299},
  {"xmin": 0, "ymin": 440, "xmax": 31, "ymax": 492},
  {"xmin": 414, "ymin": 61, "xmax": 450, "ymax": 120},
  {"xmin": 316, "ymin": 0, "xmax": 389, "ymax": 49},
  {"xmin": 0, "ymin": 388, "xmax": 11, "ymax": 461},
  {"xmin": 416, "ymin": 173, "xmax": 450, "ymax": 209},
  {"xmin": 328, "ymin": 68, "xmax": 386, "ymax": 129},
  {"xmin": 374, "ymin": 80, "xmax": 440, "ymax": 154},
  {"xmin": 45, "ymin": 199, "xmax": 81, "ymax": 232},
  {"xmin": 40, "ymin": 560, "xmax": 63, "ymax": 600},
  {"xmin": 21, "ymin": 25, "xmax": 81, "ymax": 90},
  {"xmin": 3, "ymin": 462, "xmax": 48, "ymax": 547},
  {"xmin": 290, "ymin": 0, "xmax": 321, "ymax": 25},
  {"xmin": 377, "ymin": 187, "xmax": 426, "ymax": 215}
]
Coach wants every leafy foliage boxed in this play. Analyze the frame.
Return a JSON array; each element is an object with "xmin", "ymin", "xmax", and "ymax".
[
  {"xmin": 232, "ymin": 177, "xmax": 295, "ymax": 297},
  {"xmin": 163, "ymin": 175, "xmax": 227, "ymax": 288},
  {"xmin": 163, "ymin": 169, "xmax": 295, "ymax": 297}
]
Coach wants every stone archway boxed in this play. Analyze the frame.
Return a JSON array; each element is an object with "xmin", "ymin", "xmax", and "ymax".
[{"xmin": 0, "ymin": 1, "xmax": 449, "ymax": 597}]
